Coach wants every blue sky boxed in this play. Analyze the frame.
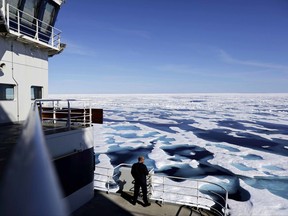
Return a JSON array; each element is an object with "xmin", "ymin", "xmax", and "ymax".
[{"xmin": 49, "ymin": 0, "xmax": 288, "ymax": 94}]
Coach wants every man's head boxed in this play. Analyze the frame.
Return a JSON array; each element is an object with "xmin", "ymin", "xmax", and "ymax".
[{"xmin": 138, "ymin": 156, "xmax": 145, "ymax": 163}]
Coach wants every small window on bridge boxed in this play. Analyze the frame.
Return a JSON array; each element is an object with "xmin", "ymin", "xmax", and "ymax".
[
  {"xmin": 0, "ymin": 84, "xmax": 15, "ymax": 100},
  {"xmin": 31, "ymin": 86, "xmax": 42, "ymax": 100}
]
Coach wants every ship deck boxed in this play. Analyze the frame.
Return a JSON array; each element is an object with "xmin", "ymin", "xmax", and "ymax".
[
  {"xmin": 1, "ymin": 122, "xmax": 218, "ymax": 216},
  {"xmin": 71, "ymin": 190, "xmax": 214, "ymax": 216}
]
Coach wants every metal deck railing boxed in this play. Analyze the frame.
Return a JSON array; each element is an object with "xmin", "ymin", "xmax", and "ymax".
[
  {"xmin": 2, "ymin": 2, "xmax": 61, "ymax": 50},
  {"xmin": 0, "ymin": 103, "xmax": 68, "ymax": 215},
  {"xmin": 94, "ymin": 163, "xmax": 228, "ymax": 216},
  {"xmin": 35, "ymin": 99, "xmax": 92, "ymax": 132}
]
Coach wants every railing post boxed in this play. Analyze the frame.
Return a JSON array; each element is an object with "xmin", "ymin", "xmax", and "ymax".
[
  {"xmin": 58, "ymin": 34, "xmax": 60, "ymax": 49},
  {"xmin": 51, "ymin": 27, "xmax": 54, "ymax": 47},
  {"xmin": 53, "ymin": 101, "xmax": 56, "ymax": 124},
  {"xmin": 35, "ymin": 19, "xmax": 39, "ymax": 40},
  {"xmin": 39, "ymin": 101, "xmax": 43, "ymax": 123},
  {"xmin": 83, "ymin": 101, "xmax": 86, "ymax": 125},
  {"xmin": 67, "ymin": 100, "xmax": 71, "ymax": 129},
  {"xmin": 17, "ymin": 9, "xmax": 20, "ymax": 34},
  {"xmin": 147, "ymin": 173, "xmax": 152, "ymax": 198},
  {"xmin": 6, "ymin": 3, "xmax": 9, "ymax": 29},
  {"xmin": 162, "ymin": 176, "xmax": 165, "ymax": 205},
  {"xmin": 107, "ymin": 168, "xmax": 110, "ymax": 194},
  {"xmin": 196, "ymin": 180, "xmax": 199, "ymax": 210},
  {"xmin": 224, "ymin": 191, "xmax": 228, "ymax": 216},
  {"xmin": 89, "ymin": 100, "xmax": 92, "ymax": 126}
]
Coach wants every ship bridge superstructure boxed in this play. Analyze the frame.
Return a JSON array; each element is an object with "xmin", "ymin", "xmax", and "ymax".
[
  {"xmin": 0, "ymin": 0, "xmax": 65, "ymax": 123},
  {"xmin": 0, "ymin": 0, "xmax": 65, "ymax": 56},
  {"xmin": 1, "ymin": 1, "xmax": 103, "ymax": 215}
]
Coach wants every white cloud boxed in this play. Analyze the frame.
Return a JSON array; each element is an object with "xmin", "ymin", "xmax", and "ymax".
[
  {"xmin": 63, "ymin": 40, "xmax": 99, "ymax": 57},
  {"xmin": 219, "ymin": 50, "xmax": 288, "ymax": 71}
]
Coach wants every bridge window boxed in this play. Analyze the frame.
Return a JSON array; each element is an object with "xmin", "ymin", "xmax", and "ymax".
[
  {"xmin": 10, "ymin": 0, "xmax": 22, "ymax": 7},
  {"xmin": 43, "ymin": 2, "xmax": 56, "ymax": 26},
  {"xmin": 8, "ymin": 0, "xmax": 22, "ymax": 16},
  {"xmin": 31, "ymin": 86, "xmax": 42, "ymax": 100},
  {"xmin": 39, "ymin": 1, "xmax": 56, "ymax": 38},
  {"xmin": 0, "ymin": 84, "xmax": 14, "ymax": 100},
  {"xmin": 23, "ymin": 0, "xmax": 41, "ymax": 17},
  {"xmin": 21, "ymin": 0, "xmax": 41, "ymax": 28}
]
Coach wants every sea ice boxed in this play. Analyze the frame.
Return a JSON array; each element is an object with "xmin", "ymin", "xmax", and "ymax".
[{"xmin": 51, "ymin": 93, "xmax": 288, "ymax": 216}]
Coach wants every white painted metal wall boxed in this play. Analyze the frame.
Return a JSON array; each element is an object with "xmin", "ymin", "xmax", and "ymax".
[
  {"xmin": 46, "ymin": 127, "xmax": 94, "ymax": 159},
  {"xmin": 0, "ymin": 38, "xmax": 48, "ymax": 123}
]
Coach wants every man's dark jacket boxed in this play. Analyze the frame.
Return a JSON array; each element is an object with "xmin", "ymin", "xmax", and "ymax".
[{"xmin": 131, "ymin": 162, "xmax": 148, "ymax": 185}]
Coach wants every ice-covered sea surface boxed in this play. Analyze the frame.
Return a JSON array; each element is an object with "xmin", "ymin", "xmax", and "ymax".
[{"xmin": 51, "ymin": 93, "xmax": 288, "ymax": 215}]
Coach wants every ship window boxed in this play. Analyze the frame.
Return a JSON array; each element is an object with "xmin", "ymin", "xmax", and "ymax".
[
  {"xmin": 23, "ymin": 0, "xmax": 41, "ymax": 17},
  {"xmin": 39, "ymin": 2, "xmax": 56, "ymax": 36},
  {"xmin": 10, "ymin": 0, "xmax": 22, "ymax": 8},
  {"xmin": 31, "ymin": 86, "xmax": 42, "ymax": 100},
  {"xmin": 8, "ymin": 0, "xmax": 22, "ymax": 16},
  {"xmin": 22, "ymin": 0, "xmax": 41, "ymax": 25},
  {"xmin": 42, "ymin": 2, "xmax": 55, "ymax": 25},
  {"xmin": 0, "ymin": 84, "xmax": 14, "ymax": 100}
]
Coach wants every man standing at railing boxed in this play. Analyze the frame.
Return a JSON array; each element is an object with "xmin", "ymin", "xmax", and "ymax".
[{"xmin": 131, "ymin": 156, "xmax": 151, "ymax": 207}]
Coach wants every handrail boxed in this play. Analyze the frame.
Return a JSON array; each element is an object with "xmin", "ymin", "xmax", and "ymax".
[
  {"xmin": 94, "ymin": 163, "xmax": 133, "ymax": 193},
  {"xmin": 151, "ymin": 174, "xmax": 227, "ymax": 216},
  {"xmin": 94, "ymin": 163, "xmax": 228, "ymax": 216},
  {"xmin": 5, "ymin": 3, "xmax": 61, "ymax": 49},
  {"xmin": 0, "ymin": 103, "xmax": 68, "ymax": 215},
  {"xmin": 35, "ymin": 99, "xmax": 92, "ymax": 132}
]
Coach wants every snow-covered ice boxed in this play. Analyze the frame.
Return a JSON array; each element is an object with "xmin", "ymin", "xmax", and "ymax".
[{"xmin": 50, "ymin": 93, "xmax": 288, "ymax": 215}]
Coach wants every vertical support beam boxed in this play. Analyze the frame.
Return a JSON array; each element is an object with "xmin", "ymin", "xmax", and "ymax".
[
  {"xmin": 224, "ymin": 191, "xmax": 228, "ymax": 216},
  {"xmin": 89, "ymin": 100, "xmax": 92, "ymax": 126},
  {"xmin": 107, "ymin": 168, "xmax": 110, "ymax": 193},
  {"xmin": 35, "ymin": 19, "xmax": 39, "ymax": 40},
  {"xmin": 17, "ymin": 9, "xmax": 20, "ymax": 34},
  {"xmin": 83, "ymin": 101, "xmax": 86, "ymax": 125},
  {"xmin": 53, "ymin": 101, "xmax": 56, "ymax": 124},
  {"xmin": 51, "ymin": 27, "xmax": 54, "ymax": 47},
  {"xmin": 38, "ymin": 101, "xmax": 43, "ymax": 123},
  {"xmin": 57, "ymin": 34, "xmax": 60, "ymax": 49},
  {"xmin": 67, "ymin": 100, "xmax": 71, "ymax": 130},
  {"xmin": 6, "ymin": 3, "xmax": 9, "ymax": 29},
  {"xmin": 162, "ymin": 176, "xmax": 165, "ymax": 205},
  {"xmin": 196, "ymin": 180, "xmax": 199, "ymax": 210}
]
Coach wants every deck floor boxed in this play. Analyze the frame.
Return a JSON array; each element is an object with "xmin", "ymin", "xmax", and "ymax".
[{"xmin": 71, "ymin": 190, "xmax": 214, "ymax": 216}]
